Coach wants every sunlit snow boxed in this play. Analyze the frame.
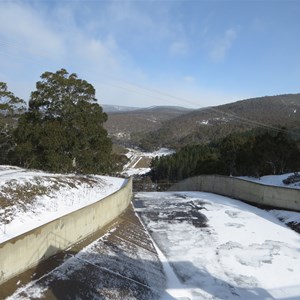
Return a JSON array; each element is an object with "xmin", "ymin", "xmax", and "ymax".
[
  {"xmin": 2, "ymin": 161, "xmax": 300, "ymax": 299},
  {"xmin": 135, "ymin": 192, "xmax": 300, "ymax": 300},
  {"xmin": 0, "ymin": 166, "xmax": 126, "ymax": 243},
  {"xmin": 122, "ymin": 148, "xmax": 174, "ymax": 177},
  {"xmin": 239, "ymin": 172, "xmax": 300, "ymax": 189}
]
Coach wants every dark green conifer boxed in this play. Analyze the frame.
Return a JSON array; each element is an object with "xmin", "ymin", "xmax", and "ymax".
[{"xmin": 14, "ymin": 69, "xmax": 112, "ymax": 174}]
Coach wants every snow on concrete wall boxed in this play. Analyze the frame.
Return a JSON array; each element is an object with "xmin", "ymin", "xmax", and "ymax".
[
  {"xmin": 0, "ymin": 178, "xmax": 132, "ymax": 285},
  {"xmin": 170, "ymin": 175, "xmax": 300, "ymax": 212}
]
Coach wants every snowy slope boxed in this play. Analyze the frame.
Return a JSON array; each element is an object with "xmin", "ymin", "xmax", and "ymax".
[
  {"xmin": 122, "ymin": 148, "xmax": 174, "ymax": 177},
  {"xmin": 135, "ymin": 192, "xmax": 300, "ymax": 300},
  {"xmin": 0, "ymin": 166, "xmax": 126, "ymax": 243},
  {"xmin": 239, "ymin": 172, "xmax": 300, "ymax": 189}
]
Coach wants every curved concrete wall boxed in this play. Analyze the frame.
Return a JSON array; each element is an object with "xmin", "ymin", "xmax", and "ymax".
[
  {"xmin": 170, "ymin": 175, "xmax": 300, "ymax": 212},
  {"xmin": 0, "ymin": 178, "xmax": 132, "ymax": 285}
]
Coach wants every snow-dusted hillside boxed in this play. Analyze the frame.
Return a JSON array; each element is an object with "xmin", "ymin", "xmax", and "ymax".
[
  {"xmin": 0, "ymin": 166, "xmax": 126, "ymax": 243},
  {"xmin": 239, "ymin": 172, "xmax": 300, "ymax": 189}
]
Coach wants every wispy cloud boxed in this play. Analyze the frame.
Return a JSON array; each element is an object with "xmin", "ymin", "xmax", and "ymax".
[
  {"xmin": 0, "ymin": 2, "xmax": 65, "ymax": 59},
  {"xmin": 0, "ymin": 1, "xmax": 125, "ymax": 100},
  {"xmin": 210, "ymin": 29, "xmax": 237, "ymax": 62},
  {"xmin": 0, "ymin": 1, "xmax": 191, "ymax": 103},
  {"xmin": 0, "ymin": 1, "xmax": 249, "ymax": 108}
]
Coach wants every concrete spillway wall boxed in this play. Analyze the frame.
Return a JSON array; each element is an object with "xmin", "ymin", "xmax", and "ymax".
[
  {"xmin": 170, "ymin": 175, "xmax": 300, "ymax": 212},
  {"xmin": 0, "ymin": 178, "xmax": 132, "ymax": 285}
]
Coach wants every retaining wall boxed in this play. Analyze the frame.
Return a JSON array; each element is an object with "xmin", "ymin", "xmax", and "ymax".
[
  {"xmin": 0, "ymin": 178, "xmax": 132, "ymax": 285},
  {"xmin": 170, "ymin": 175, "xmax": 300, "ymax": 212}
]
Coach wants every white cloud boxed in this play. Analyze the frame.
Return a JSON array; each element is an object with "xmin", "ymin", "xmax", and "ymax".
[
  {"xmin": 74, "ymin": 35, "xmax": 121, "ymax": 73},
  {"xmin": 0, "ymin": 1, "xmax": 127, "ymax": 100},
  {"xmin": 0, "ymin": 1, "xmax": 244, "ymax": 109},
  {"xmin": 95, "ymin": 1, "xmax": 173, "ymax": 47},
  {"xmin": 210, "ymin": 29, "xmax": 237, "ymax": 62},
  {"xmin": 0, "ymin": 2, "xmax": 65, "ymax": 59}
]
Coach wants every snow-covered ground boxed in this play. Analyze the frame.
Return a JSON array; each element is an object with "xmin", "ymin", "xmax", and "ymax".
[
  {"xmin": 269, "ymin": 209, "xmax": 300, "ymax": 232},
  {"xmin": 5, "ymin": 189, "xmax": 300, "ymax": 300},
  {"xmin": 135, "ymin": 192, "xmax": 300, "ymax": 300},
  {"xmin": 122, "ymin": 148, "xmax": 174, "ymax": 177},
  {"xmin": 2, "ymin": 160, "xmax": 300, "ymax": 299},
  {"xmin": 239, "ymin": 172, "xmax": 300, "ymax": 189},
  {"xmin": 0, "ymin": 165, "xmax": 126, "ymax": 244}
]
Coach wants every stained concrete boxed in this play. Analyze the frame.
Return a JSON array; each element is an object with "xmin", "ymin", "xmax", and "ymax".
[
  {"xmin": 170, "ymin": 175, "xmax": 300, "ymax": 212},
  {"xmin": 0, "ymin": 178, "xmax": 132, "ymax": 286}
]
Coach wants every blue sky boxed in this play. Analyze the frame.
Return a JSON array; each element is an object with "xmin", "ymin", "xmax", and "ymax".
[{"xmin": 0, "ymin": 0, "xmax": 299, "ymax": 108}]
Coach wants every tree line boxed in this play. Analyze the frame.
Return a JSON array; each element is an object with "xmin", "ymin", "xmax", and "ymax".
[
  {"xmin": 150, "ymin": 130, "xmax": 300, "ymax": 182},
  {"xmin": 0, "ymin": 69, "xmax": 122, "ymax": 174}
]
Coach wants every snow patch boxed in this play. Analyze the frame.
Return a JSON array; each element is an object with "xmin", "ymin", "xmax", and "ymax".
[
  {"xmin": 0, "ymin": 166, "xmax": 126, "ymax": 243},
  {"xmin": 135, "ymin": 191, "xmax": 300, "ymax": 299},
  {"xmin": 122, "ymin": 148, "xmax": 174, "ymax": 177},
  {"xmin": 239, "ymin": 172, "xmax": 300, "ymax": 189}
]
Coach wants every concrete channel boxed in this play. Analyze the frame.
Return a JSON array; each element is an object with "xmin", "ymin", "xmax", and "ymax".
[{"xmin": 0, "ymin": 204, "xmax": 166, "ymax": 299}]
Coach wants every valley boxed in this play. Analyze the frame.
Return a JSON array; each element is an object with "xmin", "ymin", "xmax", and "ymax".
[
  {"xmin": 2, "ymin": 1, "xmax": 300, "ymax": 299},
  {"xmin": 1, "ymin": 94, "xmax": 300, "ymax": 299},
  {"xmin": 104, "ymin": 94, "xmax": 300, "ymax": 150}
]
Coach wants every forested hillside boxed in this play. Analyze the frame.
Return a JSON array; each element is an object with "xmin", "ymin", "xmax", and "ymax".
[
  {"xmin": 104, "ymin": 106, "xmax": 193, "ymax": 147},
  {"xmin": 140, "ymin": 94, "xmax": 300, "ymax": 150},
  {"xmin": 150, "ymin": 130, "xmax": 300, "ymax": 182}
]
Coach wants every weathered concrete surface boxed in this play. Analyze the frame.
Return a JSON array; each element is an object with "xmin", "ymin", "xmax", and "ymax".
[
  {"xmin": 170, "ymin": 175, "xmax": 300, "ymax": 212},
  {"xmin": 0, "ymin": 178, "xmax": 132, "ymax": 286},
  {"xmin": 0, "ymin": 204, "xmax": 165, "ymax": 300}
]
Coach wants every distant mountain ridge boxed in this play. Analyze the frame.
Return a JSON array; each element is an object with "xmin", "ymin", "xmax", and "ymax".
[
  {"xmin": 140, "ymin": 93, "xmax": 300, "ymax": 149},
  {"xmin": 103, "ymin": 104, "xmax": 191, "ymax": 114},
  {"xmin": 104, "ymin": 106, "xmax": 193, "ymax": 146},
  {"xmin": 102, "ymin": 104, "xmax": 140, "ymax": 113},
  {"xmin": 104, "ymin": 94, "xmax": 300, "ymax": 150}
]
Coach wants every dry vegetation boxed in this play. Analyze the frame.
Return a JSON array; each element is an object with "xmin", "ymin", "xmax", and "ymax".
[{"xmin": 0, "ymin": 175, "xmax": 102, "ymax": 227}]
